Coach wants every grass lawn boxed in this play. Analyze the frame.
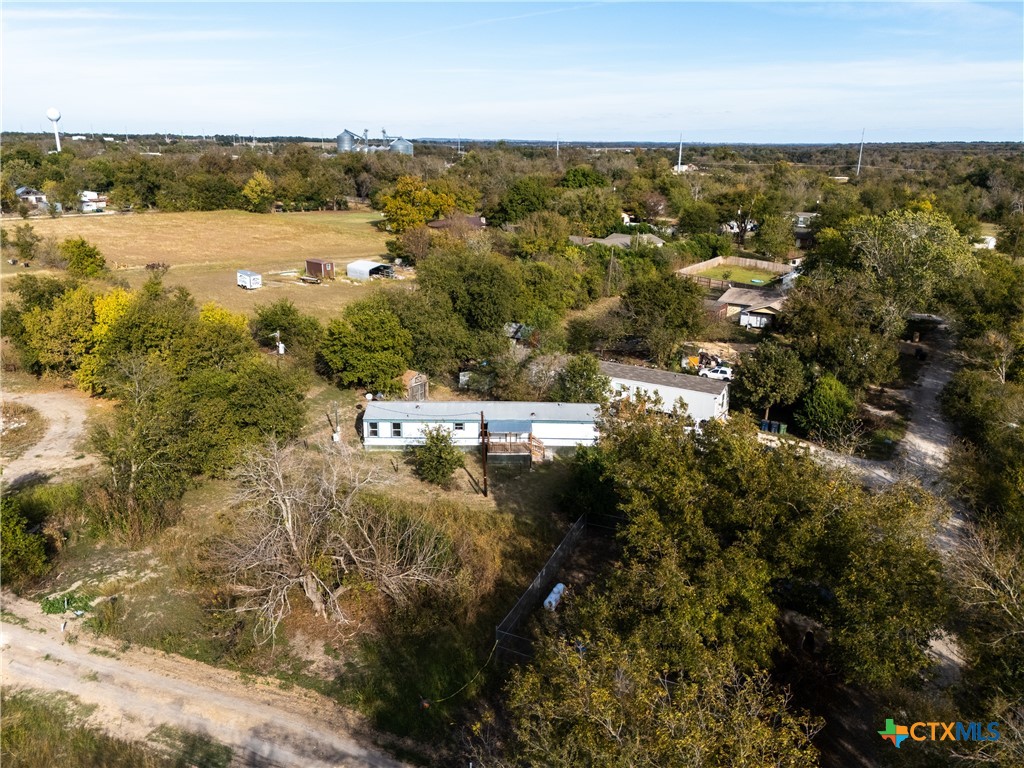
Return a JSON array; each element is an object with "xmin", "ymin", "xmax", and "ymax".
[
  {"xmin": 10, "ymin": 210, "xmax": 395, "ymax": 322},
  {"xmin": 694, "ymin": 264, "xmax": 780, "ymax": 285}
]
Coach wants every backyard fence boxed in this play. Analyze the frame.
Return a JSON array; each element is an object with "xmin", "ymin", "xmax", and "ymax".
[
  {"xmin": 495, "ymin": 514, "xmax": 589, "ymax": 660},
  {"xmin": 677, "ymin": 255, "xmax": 793, "ymax": 276}
]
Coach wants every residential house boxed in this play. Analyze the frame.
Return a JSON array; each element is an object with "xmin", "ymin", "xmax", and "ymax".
[
  {"xmin": 361, "ymin": 401, "xmax": 599, "ymax": 451},
  {"xmin": 15, "ymin": 187, "xmax": 47, "ymax": 208},
  {"xmin": 717, "ymin": 287, "xmax": 788, "ymax": 329},
  {"xmin": 599, "ymin": 360, "xmax": 729, "ymax": 423},
  {"xmin": 79, "ymin": 190, "xmax": 107, "ymax": 213}
]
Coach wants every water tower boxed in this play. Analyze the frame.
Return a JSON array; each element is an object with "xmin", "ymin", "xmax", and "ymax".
[{"xmin": 46, "ymin": 107, "xmax": 62, "ymax": 152}]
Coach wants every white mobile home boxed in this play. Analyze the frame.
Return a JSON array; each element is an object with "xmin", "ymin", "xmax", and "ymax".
[
  {"xmin": 599, "ymin": 361, "xmax": 729, "ymax": 423},
  {"xmin": 361, "ymin": 401, "xmax": 599, "ymax": 451},
  {"xmin": 236, "ymin": 270, "xmax": 262, "ymax": 290}
]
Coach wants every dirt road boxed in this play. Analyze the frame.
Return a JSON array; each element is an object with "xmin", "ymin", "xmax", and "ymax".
[
  {"xmin": 0, "ymin": 389, "xmax": 98, "ymax": 488},
  {"xmin": 0, "ymin": 594, "xmax": 410, "ymax": 768}
]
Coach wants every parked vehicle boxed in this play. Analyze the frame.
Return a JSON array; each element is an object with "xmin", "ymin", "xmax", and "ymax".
[{"xmin": 699, "ymin": 366, "xmax": 733, "ymax": 381}]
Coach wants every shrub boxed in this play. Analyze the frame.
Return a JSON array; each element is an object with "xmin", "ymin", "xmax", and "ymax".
[
  {"xmin": 0, "ymin": 496, "xmax": 48, "ymax": 588},
  {"xmin": 414, "ymin": 426, "xmax": 464, "ymax": 487},
  {"xmin": 60, "ymin": 237, "xmax": 106, "ymax": 277}
]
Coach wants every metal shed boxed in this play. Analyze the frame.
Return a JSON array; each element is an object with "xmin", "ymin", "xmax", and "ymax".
[
  {"xmin": 346, "ymin": 260, "xmax": 393, "ymax": 281},
  {"xmin": 305, "ymin": 258, "xmax": 335, "ymax": 280}
]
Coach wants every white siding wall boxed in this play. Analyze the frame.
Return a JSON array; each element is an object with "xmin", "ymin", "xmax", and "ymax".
[
  {"xmin": 608, "ymin": 377, "xmax": 725, "ymax": 423},
  {"xmin": 532, "ymin": 421, "xmax": 598, "ymax": 447},
  {"xmin": 362, "ymin": 418, "xmax": 595, "ymax": 449}
]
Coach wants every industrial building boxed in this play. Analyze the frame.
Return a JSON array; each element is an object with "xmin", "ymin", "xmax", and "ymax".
[{"xmin": 337, "ymin": 129, "xmax": 413, "ymax": 156}]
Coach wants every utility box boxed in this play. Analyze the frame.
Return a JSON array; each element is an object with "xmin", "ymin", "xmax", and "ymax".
[{"xmin": 237, "ymin": 270, "xmax": 262, "ymax": 290}]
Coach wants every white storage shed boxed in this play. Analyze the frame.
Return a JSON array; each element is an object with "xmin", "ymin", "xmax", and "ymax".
[
  {"xmin": 236, "ymin": 269, "xmax": 262, "ymax": 290},
  {"xmin": 361, "ymin": 401, "xmax": 599, "ymax": 450},
  {"xmin": 346, "ymin": 260, "xmax": 393, "ymax": 281},
  {"xmin": 599, "ymin": 360, "xmax": 729, "ymax": 423}
]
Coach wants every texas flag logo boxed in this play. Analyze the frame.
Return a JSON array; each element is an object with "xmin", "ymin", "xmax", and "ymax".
[{"xmin": 879, "ymin": 719, "xmax": 910, "ymax": 748}]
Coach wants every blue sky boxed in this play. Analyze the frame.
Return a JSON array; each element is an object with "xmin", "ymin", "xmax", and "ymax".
[{"xmin": 3, "ymin": 2, "xmax": 1021, "ymax": 142}]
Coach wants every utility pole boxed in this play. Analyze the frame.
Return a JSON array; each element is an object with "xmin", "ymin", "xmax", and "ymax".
[
  {"xmin": 480, "ymin": 411, "xmax": 488, "ymax": 497},
  {"xmin": 856, "ymin": 129, "xmax": 865, "ymax": 177}
]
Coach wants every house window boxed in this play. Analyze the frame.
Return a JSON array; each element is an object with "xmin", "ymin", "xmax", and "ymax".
[
  {"xmin": 391, "ymin": 422, "xmax": 402, "ymax": 437},
  {"xmin": 367, "ymin": 422, "xmax": 379, "ymax": 437},
  {"xmin": 454, "ymin": 423, "xmax": 465, "ymax": 432}
]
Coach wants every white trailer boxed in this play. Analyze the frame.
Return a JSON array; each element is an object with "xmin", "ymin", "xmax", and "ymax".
[{"xmin": 237, "ymin": 269, "xmax": 262, "ymax": 290}]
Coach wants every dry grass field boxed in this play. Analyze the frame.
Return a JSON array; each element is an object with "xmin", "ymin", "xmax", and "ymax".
[{"xmin": 11, "ymin": 210, "xmax": 398, "ymax": 321}]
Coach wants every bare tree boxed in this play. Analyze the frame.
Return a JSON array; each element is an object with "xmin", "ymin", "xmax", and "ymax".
[
  {"xmin": 221, "ymin": 439, "xmax": 457, "ymax": 643},
  {"xmin": 947, "ymin": 525, "xmax": 1024, "ymax": 647}
]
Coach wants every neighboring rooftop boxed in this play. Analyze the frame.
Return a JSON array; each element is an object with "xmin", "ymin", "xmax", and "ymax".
[
  {"xmin": 569, "ymin": 233, "xmax": 665, "ymax": 248},
  {"xmin": 718, "ymin": 287, "xmax": 786, "ymax": 309},
  {"xmin": 427, "ymin": 214, "xmax": 486, "ymax": 230},
  {"xmin": 599, "ymin": 361, "xmax": 728, "ymax": 396}
]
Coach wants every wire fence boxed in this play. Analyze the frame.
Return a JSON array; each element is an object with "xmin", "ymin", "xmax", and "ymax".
[{"xmin": 495, "ymin": 514, "xmax": 588, "ymax": 660}]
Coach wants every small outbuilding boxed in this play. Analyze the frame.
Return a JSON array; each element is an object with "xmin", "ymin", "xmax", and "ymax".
[
  {"xmin": 236, "ymin": 269, "xmax": 262, "ymax": 290},
  {"xmin": 305, "ymin": 258, "xmax": 336, "ymax": 280},
  {"xmin": 402, "ymin": 370, "xmax": 429, "ymax": 401},
  {"xmin": 346, "ymin": 260, "xmax": 393, "ymax": 281}
]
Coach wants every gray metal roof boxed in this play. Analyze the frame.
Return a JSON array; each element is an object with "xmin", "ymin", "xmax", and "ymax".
[
  {"xmin": 718, "ymin": 287, "xmax": 784, "ymax": 307},
  {"xmin": 364, "ymin": 401, "xmax": 598, "ymax": 423},
  {"xmin": 599, "ymin": 361, "xmax": 728, "ymax": 396}
]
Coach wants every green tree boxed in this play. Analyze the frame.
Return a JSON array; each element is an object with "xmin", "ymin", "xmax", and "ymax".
[
  {"xmin": 555, "ymin": 186, "xmax": 622, "ymax": 237},
  {"xmin": 753, "ymin": 214, "xmax": 794, "ymax": 261},
  {"xmin": 10, "ymin": 223, "xmax": 42, "ymax": 261},
  {"xmin": 21, "ymin": 285, "xmax": 95, "ymax": 376},
  {"xmin": 486, "ymin": 175, "xmax": 554, "ymax": 226},
  {"xmin": 0, "ymin": 496, "xmax": 48, "ymax": 588},
  {"xmin": 59, "ymin": 237, "xmax": 106, "ymax": 277},
  {"xmin": 383, "ymin": 287, "xmax": 473, "ymax": 377},
  {"xmin": 320, "ymin": 295, "xmax": 412, "ymax": 393},
  {"xmin": 560, "ymin": 164, "xmax": 608, "ymax": 189},
  {"xmin": 241, "ymin": 169, "xmax": 275, "ymax": 213},
  {"xmin": 733, "ymin": 341, "xmax": 805, "ymax": 421},
  {"xmin": 777, "ymin": 273, "xmax": 900, "ymax": 391},
  {"xmin": 89, "ymin": 358, "xmax": 203, "ymax": 542},
  {"xmin": 505, "ymin": 640, "xmax": 821, "ymax": 768},
  {"xmin": 414, "ymin": 426, "xmax": 465, "ymax": 487},
  {"xmin": 846, "ymin": 209, "xmax": 976, "ymax": 314},
  {"xmin": 997, "ymin": 212, "xmax": 1024, "ymax": 259},
  {"xmin": 551, "ymin": 354, "xmax": 610, "ymax": 403},
  {"xmin": 417, "ymin": 249, "xmax": 522, "ymax": 333},
  {"xmin": 376, "ymin": 175, "xmax": 456, "ymax": 233},
  {"xmin": 251, "ymin": 298, "xmax": 323, "ymax": 357},
  {"xmin": 621, "ymin": 274, "xmax": 705, "ymax": 366},
  {"xmin": 796, "ymin": 374, "xmax": 857, "ymax": 446},
  {"xmin": 676, "ymin": 199, "xmax": 719, "ymax": 235}
]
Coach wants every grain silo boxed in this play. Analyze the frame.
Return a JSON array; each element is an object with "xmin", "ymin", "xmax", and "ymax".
[
  {"xmin": 337, "ymin": 129, "xmax": 358, "ymax": 153},
  {"xmin": 388, "ymin": 137, "xmax": 414, "ymax": 156}
]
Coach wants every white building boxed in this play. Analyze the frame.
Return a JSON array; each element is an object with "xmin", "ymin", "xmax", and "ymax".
[
  {"xmin": 346, "ymin": 260, "xmax": 393, "ymax": 280},
  {"xmin": 79, "ymin": 190, "xmax": 107, "ymax": 213},
  {"xmin": 599, "ymin": 361, "xmax": 729, "ymax": 423},
  {"xmin": 361, "ymin": 401, "xmax": 598, "ymax": 450}
]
